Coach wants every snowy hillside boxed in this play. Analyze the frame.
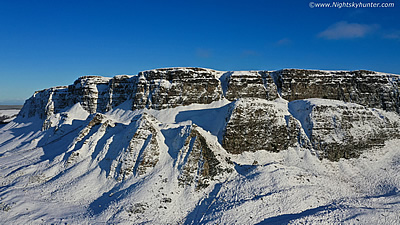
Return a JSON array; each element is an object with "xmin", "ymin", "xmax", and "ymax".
[
  {"xmin": 0, "ymin": 106, "xmax": 22, "ymax": 124},
  {"xmin": 1, "ymin": 68, "xmax": 400, "ymax": 224}
]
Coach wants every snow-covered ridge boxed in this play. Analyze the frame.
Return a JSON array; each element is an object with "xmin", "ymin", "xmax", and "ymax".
[
  {"xmin": 0, "ymin": 110, "xmax": 20, "ymax": 124},
  {"xmin": 14, "ymin": 67, "xmax": 400, "ymax": 161},
  {"xmin": 1, "ymin": 96, "xmax": 400, "ymax": 224},
  {"xmin": 1, "ymin": 67, "xmax": 400, "ymax": 224},
  {"xmin": 271, "ymin": 69, "xmax": 400, "ymax": 113},
  {"xmin": 18, "ymin": 67, "xmax": 400, "ymax": 122}
]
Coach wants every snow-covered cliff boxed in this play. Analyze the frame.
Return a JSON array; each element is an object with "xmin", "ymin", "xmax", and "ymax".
[
  {"xmin": 1, "ymin": 67, "xmax": 400, "ymax": 224},
  {"xmin": 17, "ymin": 67, "xmax": 400, "ymax": 161},
  {"xmin": 20, "ymin": 68, "xmax": 400, "ymax": 118}
]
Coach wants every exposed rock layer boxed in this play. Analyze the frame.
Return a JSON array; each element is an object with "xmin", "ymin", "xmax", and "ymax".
[
  {"xmin": 17, "ymin": 67, "xmax": 400, "ymax": 161},
  {"xmin": 224, "ymin": 71, "xmax": 278, "ymax": 101},
  {"xmin": 222, "ymin": 98, "xmax": 307, "ymax": 154},
  {"xmin": 178, "ymin": 125, "xmax": 231, "ymax": 190},
  {"xmin": 304, "ymin": 100, "xmax": 400, "ymax": 161},
  {"xmin": 271, "ymin": 69, "xmax": 400, "ymax": 113},
  {"xmin": 19, "ymin": 68, "xmax": 400, "ymax": 119},
  {"xmin": 134, "ymin": 68, "xmax": 223, "ymax": 110}
]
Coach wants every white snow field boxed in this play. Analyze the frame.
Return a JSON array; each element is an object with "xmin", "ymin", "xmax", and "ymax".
[
  {"xmin": 0, "ymin": 98, "xmax": 399, "ymax": 224},
  {"xmin": 0, "ymin": 108, "xmax": 20, "ymax": 124}
]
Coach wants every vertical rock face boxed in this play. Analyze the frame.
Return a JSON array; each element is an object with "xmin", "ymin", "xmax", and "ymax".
[
  {"xmin": 105, "ymin": 75, "xmax": 137, "ymax": 111},
  {"xmin": 5, "ymin": 67, "xmax": 400, "ymax": 225},
  {"xmin": 16, "ymin": 67, "xmax": 400, "ymax": 161},
  {"xmin": 311, "ymin": 102, "xmax": 400, "ymax": 161},
  {"xmin": 222, "ymin": 98, "xmax": 307, "ymax": 154},
  {"xmin": 225, "ymin": 71, "xmax": 278, "ymax": 101},
  {"xmin": 289, "ymin": 99, "xmax": 400, "ymax": 161},
  {"xmin": 272, "ymin": 69, "xmax": 400, "ymax": 113},
  {"xmin": 19, "ymin": 76, "xmax": 113, "ymax": 119},
  {"xmin": 19, "ymin": 67, "xmax": 225, "ymax": 119},
  {"xmin": 18, "ymin": 68, "xmax": 400, "ymax": 121},
  {"xmin": 221, "ymin": 97, "xmax": 400, "ymax": 161},
  {"xmin": 20, "ymin": 86, "xmax": 69, "ymax": 119},
  {"xmin": 133, "ymin": 68, "xmax": 223, "ymax": 109},
  {"xmin": 260, "ymin": 71, "xmax": 280, "ymax": 100},
  {"xmin": 67, "ymin": 76, "xmax": 112, "ymax": 114}
]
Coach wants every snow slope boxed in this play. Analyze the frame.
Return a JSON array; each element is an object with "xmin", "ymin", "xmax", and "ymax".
[
  {"xmin": 0, "ymin": 109, "xmax": 20, "ymax": 124},
  {"xmin": 1, "ymin": 68, "xmax": 400, "ymax": 224},
  {"xmin": 0, "ymin": 98, "xmax": 399, "ymax": 224}
]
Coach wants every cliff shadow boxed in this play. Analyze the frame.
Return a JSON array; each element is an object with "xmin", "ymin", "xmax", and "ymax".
[
  {"xmin": 88, "ymin": 178, "xmax": 145, "ymax": 216},
  {"xmin": 175, "ymin": 102, "xmax": 234, "ymax": 143},
  {"xmin": 255, "ymin": 203, "xmax": 342, "ymax": 225},
  {"xmin": 38, "ymin": 119, "xmax": 91, "ymax": 162},
  {"xmin": 161, "ymin": 125, "xmax": 191, "ymax": 159},
  {"xmin": 96, "ymin": 120, "xmax": 141, "ymax": 179},
  {"xmin": 184, "ymin": 183, "xmax": 223, "ymax": 224}
]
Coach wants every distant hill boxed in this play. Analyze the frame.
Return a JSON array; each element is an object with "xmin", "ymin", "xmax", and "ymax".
[{"xmin": 0, "ymin": 105, "xmax": 23, "ymax": 110}]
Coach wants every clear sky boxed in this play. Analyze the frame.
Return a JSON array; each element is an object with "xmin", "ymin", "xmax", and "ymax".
[{"xmin": 0, "ymin": 0, "xmax": 399, "ymax": 104}]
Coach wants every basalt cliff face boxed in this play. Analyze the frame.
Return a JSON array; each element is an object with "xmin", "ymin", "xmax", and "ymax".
[{"xmin": 2, "ymin": 67, "xmax": 400, "ymax": 224}]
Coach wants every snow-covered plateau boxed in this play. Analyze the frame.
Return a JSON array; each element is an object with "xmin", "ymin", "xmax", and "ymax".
[
  {"xmin": 0, "ymin": 106, "xmax": 21, "ymax": 124},
  {"xmin": 0, "ymin": 67, "xmax": 399, "ymax": 224}
]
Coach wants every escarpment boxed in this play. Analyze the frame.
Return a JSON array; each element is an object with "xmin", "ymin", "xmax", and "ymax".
[
  {"xmin": 19, "ymin": 68, "xmax": 224, "ymax": 119},
  {"xmin": 133, "ymin": 68, "xmax": 223, "ymax": 109},
  {"xmin": 19, "ymin": 68, "xmax": 400, "ymax": 119},
  {"xmin": 3, "ymin": 67, "xmax": 400, "ymax": 225},
  {"xmin": 271, "ymin": 69, "xmax": 400, "ymax": 113},
  {"xmin": 17, "ymin": 67, "xmax": 400, "ymax": 161},
  {"xmin": 222, "ymin": 98, "xmax": 308, "ymax": 154}
]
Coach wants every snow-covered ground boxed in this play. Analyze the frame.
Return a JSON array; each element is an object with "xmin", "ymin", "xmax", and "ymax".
[
  {"xmin": 197, "ymin": 141, "xmax": 400, "ymax": 224},
  {"xmin": 0, "ymin": 109, "xmax": 20, "ymax": 124},
  {"xmin": 0, "ymin": 99, "xmax": 399, "ymax": 224}
]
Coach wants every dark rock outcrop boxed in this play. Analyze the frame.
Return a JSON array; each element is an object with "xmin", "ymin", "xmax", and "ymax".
[
  {"xmin": 178, "ymin": 125, "xmax": 232, "ymax": 190},
  {"xmin": 271, "ymin": 69, "xmax": 400, "ymax": 113},
  {"xmin": 18, "ymin": 68, "xmax": 224, "ymax": 119},
  {"xmin": 16, "ymin": 67, "xmax": 400, "ymax": 161},
  {"xmin": 224, "ymin": 71, "xmax": 278, "ymax": 101},
  {"xmin": 222, "ymin": 98, "xmax": 308, "ymax": 154},
  {"xmin": 133, "ymin": 68, "xmax": 223, "ymax": 110},
  {"xmin": 18, "ymin": 68, "xmax": 400, "ymax": 121},
  {"xmin": 104, "ymin": 75, "xmax": 137, "ymax": 111},
  {"xmin": 311, "ymin": 102, "xmax": 400, "ymax": 161},
  {"xmin": 20, "ymin": 86, "xmax": 69, "ymax": 119},
  {"xmin": 67, "ymin": 76, "xmax": 112, "ymax": 114},
  {"xmin": 109, "ymin": 113, "xmax": 161, "ymax": 181},
  {"xmin": 289, "ymin": 99, "xmax": 400, "ymax": 161}
]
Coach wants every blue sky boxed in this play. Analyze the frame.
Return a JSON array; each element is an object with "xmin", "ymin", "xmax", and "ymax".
[{"xmin": 0, "ymin": 0, "xmax": 399, "ymax": 104}]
